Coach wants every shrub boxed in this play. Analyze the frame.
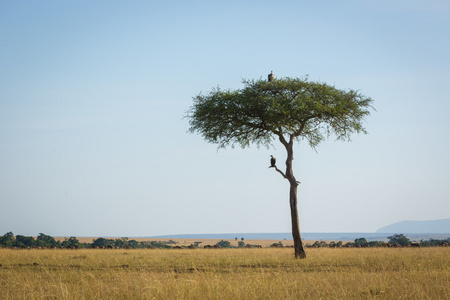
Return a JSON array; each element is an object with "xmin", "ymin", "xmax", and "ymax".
[{"xmin": 216, "ymin": 240, "xmax": 232, "ymax": 248}]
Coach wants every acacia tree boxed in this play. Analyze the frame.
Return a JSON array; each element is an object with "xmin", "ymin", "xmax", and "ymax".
[{"xmin": 187, "ymin": 76, "xmax": 373, "ymax": 258}]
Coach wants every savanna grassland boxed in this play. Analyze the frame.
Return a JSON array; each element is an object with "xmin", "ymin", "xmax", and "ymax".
[{"xmin": 0, "ymin": 247, "xmax": 449, "ymax": 299}]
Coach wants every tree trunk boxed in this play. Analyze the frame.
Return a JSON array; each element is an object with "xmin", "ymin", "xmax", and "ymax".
[
  {"xmin": 290, "ymin": 184, "xmax": 306, "ymax": 259},
  {"xmin": 282, "ymin": 135, "xmax": 306, "ymax": 259}
]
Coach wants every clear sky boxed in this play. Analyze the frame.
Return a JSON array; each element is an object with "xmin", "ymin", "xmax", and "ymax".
[{"xmin": 1, "ymin": 1, "xmax": 449, "ymax": 237}]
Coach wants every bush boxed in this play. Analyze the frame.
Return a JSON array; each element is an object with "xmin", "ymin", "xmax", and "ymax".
[
  {"xmin": 16, "ymin": 235, "xmax": 36, "ymax": 247},
  {"xmin": 92, "ymin": 238, "xmax": 115, "ymax": 248},
  {"xmin": 388, "ymin": 234, "xmax": 411, "ymax": 246},
  {"xmin": 0, "ymin": 232, "xmax": 15, "ymax": 247},
  {"xmin": 61, "ymin": 237, "xmax": 83, "ymax": 248},
  {"xmin": 216, "ymin": 240, "xmax": 232, "ymax": 248},
  {"xmin": 312, "ymin": 241, "xmax": 328, "ymax": 248},
  {"xmin": 147, "ymin": 241, "xmax": 171, "ymax": 248},
  {"xmin": 37, "ymin": 233, "xmax": 58, "ymax": 247},
  {"xmin": 354, "ymin": 238, "xmax": 368, "ymax": 246}
]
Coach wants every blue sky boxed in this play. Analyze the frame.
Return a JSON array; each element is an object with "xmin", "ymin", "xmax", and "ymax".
[{"xmin": 1, "ymin": 1, "xmax": 449, "ymax": 237}]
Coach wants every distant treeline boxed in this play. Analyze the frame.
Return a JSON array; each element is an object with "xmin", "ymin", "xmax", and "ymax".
[
  {"xmin": 305, "ymin": 234, "xmax": 450, "ymax": 248},
  {"xmin": 0, "ymin": 232, "xmax": 176, "ymax": 249},
  {"xmin": 0, "ymin": 232, "xmax": 449, "ymax": 249}
]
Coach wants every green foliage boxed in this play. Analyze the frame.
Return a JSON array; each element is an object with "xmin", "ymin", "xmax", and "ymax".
[
  {"xmin": 388, "ymin": 234, "xmax": 411, "ymax": 246},
  {"xmin": 420, "ymin": 238, "xmax": 450, "ymax": 247},
  {"xmin": 313, "ymin": 241, "xmax": 328, "ymax": 248},
  {"xmin": 354, "ymin": 238, "xmax": 368, "ymax": 246},
  {"xmin": 127, "ymin": 239, "xmax": 140, "ymax": 248},
  {"xmin": 147, "ymin": 241, "xmax": 171, "ymax": 249},
  {"xmin": 216, "ymin": 240, "xmax": 232, "ymax": 248},
  {"xmin": 328, "ymin": 241, "xmax": 341, "ymax": 247},
  {"xmin": 187, "ymin": 77, "xmax": 374, "ymax": 149},
  {"xmin": 114, "ymin": 237, "xmax": 129, "ymax": 248},
  {"xmin": 0, "ymin": 232, "xmax": 62, "ymax": 248},
  {"xmin": 368, "ymin": 241, "xmax": 383, "ymax": 247},
  {"xmin": 0, "ymin": 232, "xmax": 15, "ymax": 247},
  {"xmin": 61, "ymin": 237, "xmax": 83, "ymax": 248},
  {"xmin": 92, "ymin": 238, "xmax": 115, "ymax": 248},
  {"xmin": 37, "ymin": 233, "xmax": 58, "ymax": 247},
  {"xmin": 91, "ymin": 238, "xmax": 173, "ymax": 249},
  {"xmin": 14, "ymin": 235, "xmax": 36, "ymax": 248},
  {"xmin": 237, "ymin": 241, "xmax": 245, "ymax": 248}
]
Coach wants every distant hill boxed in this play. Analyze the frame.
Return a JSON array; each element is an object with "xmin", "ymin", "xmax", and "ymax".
[
  {"xmin": 376, "ymin": 218, "xmax": 450, "ymax": 233},
  {"xmin": 147, "ymin": 219, "xmax": 450, "ymax": 242}
]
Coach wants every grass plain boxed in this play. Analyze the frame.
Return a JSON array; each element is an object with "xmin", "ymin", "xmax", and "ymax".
[{"xmin": 0, "ymin": 246, "xmax": 449, "ymax": 299}]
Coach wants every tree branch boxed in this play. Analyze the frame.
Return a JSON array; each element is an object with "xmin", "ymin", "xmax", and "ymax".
[
  {"xmin": 278, "ymin": 134, "xmax": 289, "ymax": 148},
  {"xmin": 269, "ymin": 165, "xmax": 287, "ymax": 179}
]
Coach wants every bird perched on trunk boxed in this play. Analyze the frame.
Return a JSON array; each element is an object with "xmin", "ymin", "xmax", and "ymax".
[
  {"xmin": 270, "ymin": 155, "xmax": 276, "ymax": 168},
  {"xmin": 268, "ymin": 70, "xmax": 275, "ymax": 82}
]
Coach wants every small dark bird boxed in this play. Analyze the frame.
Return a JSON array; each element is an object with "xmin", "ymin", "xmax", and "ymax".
[
  {"xmin": 270, "ymin": 155, "xmax": 276, "ymax": 167},
  {"xmin": 268, "ymin": 70, "xmax": 275, "ymax": 82}
]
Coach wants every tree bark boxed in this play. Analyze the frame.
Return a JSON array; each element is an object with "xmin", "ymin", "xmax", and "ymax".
[
  {"xmin": 277, "ymin": 134, "xmax": 306, "ymax": 259},
  {"xmin": 289, "ymin": 184, "xmax": 306, "ymax": 258}
]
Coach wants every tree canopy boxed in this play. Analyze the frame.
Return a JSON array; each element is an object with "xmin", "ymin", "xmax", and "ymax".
[{"xmin": 188, "ymin": 77, "xmax": 373, "ymax": 150}]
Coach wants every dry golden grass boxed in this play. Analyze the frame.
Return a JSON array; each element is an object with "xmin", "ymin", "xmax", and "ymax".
[{"xmin": 1, "ymin": 247, "xmax": 448, "ymax": 299}]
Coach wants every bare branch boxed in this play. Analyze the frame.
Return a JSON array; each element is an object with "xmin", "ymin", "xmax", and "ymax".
[{"xmin": 269, "ymin": 165, "xmax": 287, "ymax": 179}]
